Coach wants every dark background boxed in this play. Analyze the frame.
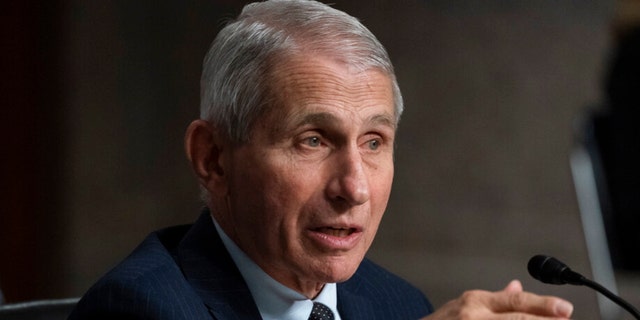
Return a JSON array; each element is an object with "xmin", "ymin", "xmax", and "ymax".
[{"xmin": 2, "ymin": 0, "xmax": 636, "ymax": 318}]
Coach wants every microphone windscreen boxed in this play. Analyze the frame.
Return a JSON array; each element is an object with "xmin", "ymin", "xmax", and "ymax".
[{"xmin": 527, "ymin": 255, "xmax": 569, "ymax": 285}]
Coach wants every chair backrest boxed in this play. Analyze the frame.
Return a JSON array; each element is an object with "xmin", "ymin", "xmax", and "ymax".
[
  {"xmin": 0, "ymin": 298, "xmax": 79, "ymax": 320},
  {"xmin": 570, "ymin": 111, "xmax": 622, "ymax": 320}
]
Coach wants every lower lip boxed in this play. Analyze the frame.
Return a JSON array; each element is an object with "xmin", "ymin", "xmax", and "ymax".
[{"xmin": 306, "ymin": 229, "xmax": 363, "ymax": 251}]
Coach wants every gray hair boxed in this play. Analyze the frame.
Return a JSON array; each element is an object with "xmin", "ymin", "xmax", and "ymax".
[{"xmin": 200, "ymin": 0, "xmax": 403, "ymax": 142}]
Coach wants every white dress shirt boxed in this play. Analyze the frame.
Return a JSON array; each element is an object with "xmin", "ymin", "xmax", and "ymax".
[{"xmin": 212, "ymin": 217, "xmax": 342, "ymax": 320}]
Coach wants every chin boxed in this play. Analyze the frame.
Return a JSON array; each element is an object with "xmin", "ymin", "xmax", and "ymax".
[{"xmin": 314, "ymin": 257, "xmax": 361, "ymax": 283}]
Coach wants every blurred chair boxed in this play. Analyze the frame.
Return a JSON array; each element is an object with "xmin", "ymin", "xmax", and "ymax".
[
  {"xmin": 571, "ymin": 24, "xmax": 640, "ymax": 320},
  {"xmin": 0, "ymin": 298, "xmax": 78, "ymax": 320},
  {"xmin": 570, "ymin": 110, "xmax": 621, "ymax": 320}
]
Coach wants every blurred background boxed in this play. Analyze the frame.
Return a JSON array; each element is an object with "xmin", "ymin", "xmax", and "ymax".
[{"xmin": 2, "ymin": 0, "xmax": 639, "ymax": 319}]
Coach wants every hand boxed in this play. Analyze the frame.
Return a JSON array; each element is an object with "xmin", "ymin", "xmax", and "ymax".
[{"xmin": 421, "ymin": 280, "xmax": 573, "ymax": 319}]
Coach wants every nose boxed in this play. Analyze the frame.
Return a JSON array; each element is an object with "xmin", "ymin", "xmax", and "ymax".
[{"xmin": 325, "ymin": 146, "xmax": 370, "ymax": 207}]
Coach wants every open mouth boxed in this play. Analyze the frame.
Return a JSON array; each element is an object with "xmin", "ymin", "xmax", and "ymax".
[
  {"xmin": 313, "ymin": 227, "xmax": 358, "ymax": 237},
  {"xmin": 308, "ymin": 225, "xmax": 363, "ymax": 250}
]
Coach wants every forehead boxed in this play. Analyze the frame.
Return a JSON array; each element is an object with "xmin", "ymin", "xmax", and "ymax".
[{"xmin": 265, "ymin": 54, "xmax": 395, "ymax": 121}]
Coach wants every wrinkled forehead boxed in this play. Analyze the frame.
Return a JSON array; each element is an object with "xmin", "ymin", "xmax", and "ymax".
[
  {"xmin": 264, "ymin": 52, "xmax": 395, "ymax": 114},
  {"xmin": 255, "ymin": 54, "xmax": 395, "ymax": 137}
]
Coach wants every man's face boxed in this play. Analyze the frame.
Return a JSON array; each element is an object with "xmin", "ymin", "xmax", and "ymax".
[{"xmin": 220, "ymin": 55, "xmax": 396, "ymax": 298}]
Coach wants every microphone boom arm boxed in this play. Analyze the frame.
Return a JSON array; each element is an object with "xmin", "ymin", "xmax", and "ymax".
[
  {"xmin": 528, "ymin": 255, "xmax": 640, "ymax": 320},
  {"xmin": 580, "ymin": 277, "xmax": 640, "ymax": 320}
]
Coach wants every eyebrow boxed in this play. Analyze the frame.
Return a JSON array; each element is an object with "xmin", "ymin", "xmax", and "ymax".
[
  {"xmin": 369, "ymin": 113, "xmax": 397, "ymax": 130},
  {"xmin": 295, "ymin": 112, "xmax": 338, "ymax": 128},
  {"xmin": 291, "ymin": 111, "xmax": 397, "ymax": 131}
]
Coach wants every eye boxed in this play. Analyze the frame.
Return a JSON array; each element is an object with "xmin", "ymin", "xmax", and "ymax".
[
  {"xmin": 304, "ymin": 136, "xmax": 322, "ymax": 147},
  {"xmin": 367, "ymin": 139, "xmax": 380, "ymax": 150}
]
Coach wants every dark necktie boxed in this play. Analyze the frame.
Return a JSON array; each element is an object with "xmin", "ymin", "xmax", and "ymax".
[{"xmin": 308, "ymin": 302, "xmax": 335, "ymax": 320}]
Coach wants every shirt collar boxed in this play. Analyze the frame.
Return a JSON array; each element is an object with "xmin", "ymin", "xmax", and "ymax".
[{"xmin": 212, "ymin": 216, "xmax": 341, "ymax": 320}]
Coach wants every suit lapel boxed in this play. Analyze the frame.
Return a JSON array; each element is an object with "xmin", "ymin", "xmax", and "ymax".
[
  {"xmin": 337, "ymin": 281, "xmax": 375, "ymax": 320},
  {"xmin": 177, "ymin": 210, "xmax": 262, "ymax": 319}
]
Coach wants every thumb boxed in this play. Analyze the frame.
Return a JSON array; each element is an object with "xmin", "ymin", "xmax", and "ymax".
[{"xmin": 502, "ymin": 279, "xmax": 523, "ymax": 293}]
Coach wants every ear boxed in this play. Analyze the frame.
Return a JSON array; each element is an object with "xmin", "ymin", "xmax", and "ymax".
[{"xmin": 185, "ymin": 120, "xmax": 229, "ymax": 196}]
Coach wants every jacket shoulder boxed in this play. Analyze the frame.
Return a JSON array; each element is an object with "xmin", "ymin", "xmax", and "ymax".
[
  {"xmin": 339, "ymin": 258, "xmax": 433, "ymax": 319},
  {"xmin": 69, "ymin": 225, "xmax": 210, "ymax": 319}
]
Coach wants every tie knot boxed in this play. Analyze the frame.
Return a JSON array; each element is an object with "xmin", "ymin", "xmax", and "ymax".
[{"xmin": 308, "ymin": 302, "xmax": 335, "ymax": 320}]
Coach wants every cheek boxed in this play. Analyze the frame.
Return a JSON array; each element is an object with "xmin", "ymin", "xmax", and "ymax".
[
  {"xmin": 365, "ymin": 168, "xmax": 393, "ymax": 234},
  {"xmin": 371, "ymin": 166, "xmax": 394, "ymax": 206},
  {"xmin": 240, "ymin": 162, "xmax": 317, "ymax": 226},
  {"xmin": 265, "ymin": 157, "xmax": 323, "ymax": 199}
]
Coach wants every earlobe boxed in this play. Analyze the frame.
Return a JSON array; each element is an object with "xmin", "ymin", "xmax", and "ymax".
[{"xmin": 184, "ymin": 120, "xmax": 227, "ymax": 193}]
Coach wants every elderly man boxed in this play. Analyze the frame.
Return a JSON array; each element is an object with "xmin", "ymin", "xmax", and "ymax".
[{"xmin": 69, "ymin": 1, "xmax": 574, "ymax": 319}]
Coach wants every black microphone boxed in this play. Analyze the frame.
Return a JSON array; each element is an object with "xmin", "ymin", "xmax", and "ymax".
[
  {"xmin": 527, "ymin": 255, "xmax": 586, "ymax": 285},
  {"xmin": 528, "ymin": 254, "xmax": 640, "ymax": 320}
]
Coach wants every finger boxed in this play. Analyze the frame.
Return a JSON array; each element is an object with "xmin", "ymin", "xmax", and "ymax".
[
  {"xmin": 498, "ymin": 311, "xmax": 573, "ymax": 320},
  {"xmin": 490, "ymin": 291, "xmax": 574, "ymax": 318},
  {"xmin": 502, "ymin": 279, "xmax": 523, "ymax": 293}
]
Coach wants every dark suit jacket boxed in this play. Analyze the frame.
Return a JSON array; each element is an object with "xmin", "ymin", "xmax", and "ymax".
[{"xmin": 69, "ymin": 210, "xmax": 433, "ymax": 319}]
